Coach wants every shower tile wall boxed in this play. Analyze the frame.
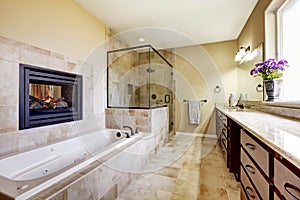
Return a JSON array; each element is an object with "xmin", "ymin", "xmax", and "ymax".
[
  {"xmin": 0, "ymin": 36, "xmax": 100, "ymax": 158},
  {"xmin": 108, "ymin": 50, "xmax": 149, "ymax": 107},
  {"xmin": 105, "ymin": 107, "xmax": 169, "ymax": 144}
]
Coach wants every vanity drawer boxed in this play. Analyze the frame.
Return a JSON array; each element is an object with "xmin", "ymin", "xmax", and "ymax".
[
  {"xmin": 217, "ymin": 111, "xmax": 227, "ymax": 126},
  {"xmin": 241, "ymin": 166, "xmax": 260, "ymax": 200},
  {"xmin": 220, "ymin": 133, "xmax": 227, "ymax": 165},
  {"xmin": 241, "ymin": 129, "xmax": 269, "ymax": 176},
  {"xmin": 274, "ymin": 158, "xmax": 300, "ymax": 200},
  {"xmin": 221, "ymin": 127, "xmax": 227, "ymax": 138},
  {"xmin": 221, "ymin": 133, "xmax": 227, "ymax": 149},
  {"xmin": 241, "ymin": 148, "xmax": 269, "ymax": 200}
]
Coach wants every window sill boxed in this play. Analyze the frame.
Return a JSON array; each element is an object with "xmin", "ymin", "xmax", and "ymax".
[
  {"xmin": 262, "ymin": 101, "xmax": 300, "ymax": 109},
  {"xmin": 241, "ymin": 100, "xmax": 300, "ymax": 121}
]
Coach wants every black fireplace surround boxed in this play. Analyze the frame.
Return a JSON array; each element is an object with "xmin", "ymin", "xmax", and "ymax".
[{"xmin": 19, "ymin": 64, "xmax": 83, "ymax": 130}]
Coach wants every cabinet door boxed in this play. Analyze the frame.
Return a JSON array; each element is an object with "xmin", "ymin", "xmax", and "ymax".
[
  {"xmin": 274, "ymin": 158, "xmax": 300, "ymax": 200},
  {"xmin": 227, "ymin": 118, "xmax": 240, "ymax": 177}
]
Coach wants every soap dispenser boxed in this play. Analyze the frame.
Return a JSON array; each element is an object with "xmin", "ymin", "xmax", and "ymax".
[{"xmin": 229, "ymin": 93, "xmax": 237, "ymax": 107}]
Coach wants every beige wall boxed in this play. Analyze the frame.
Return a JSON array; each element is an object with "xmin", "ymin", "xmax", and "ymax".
[
  {"xmin": 0, "ymin": 0, "xmax": 106, "ymax": 60},
  {"xmin": 175, "ymin": 54, "xmax": 212, "ymax": 133},
  {"xmin": 236, "ymin": 0, "xmax": 272, "ymax": 101},
  {"xmin": 174, "ymin": 41, "xmax": 236, "ymax": 133},
  {"xmin": 173, "ymin": 1, "xmax": 273, "ymax": 133},
  {"xmin": 237, "ymin": 0, "xmax": 272, "ymax": 52},
  {"xmin": 202, "ymin": 40, "xmax": 238, "ymax": 100}
]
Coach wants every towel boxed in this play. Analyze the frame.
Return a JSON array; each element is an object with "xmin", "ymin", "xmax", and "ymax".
[{"xmin": 188, "ymin": 100, "xmax": 201, "ymax": 125}]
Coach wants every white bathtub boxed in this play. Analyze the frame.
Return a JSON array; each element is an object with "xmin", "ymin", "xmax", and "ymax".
[{"xmin": 0, "ymin": 129, "xmax": 142, "ymax": 200}]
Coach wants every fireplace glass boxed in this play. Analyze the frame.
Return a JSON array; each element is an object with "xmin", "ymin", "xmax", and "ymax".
[
  {"xmin": 29, "ymin": 84, "xmax": 74, "ymax": 115},
  {"xmin": 19, "ymin": 64, "xmax": 83, "ymax": 130}
]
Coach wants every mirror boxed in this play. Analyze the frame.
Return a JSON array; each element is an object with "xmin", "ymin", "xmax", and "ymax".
[{"xmin": 237, "ymin": 43, "xmax": 264, "ymax": 101}]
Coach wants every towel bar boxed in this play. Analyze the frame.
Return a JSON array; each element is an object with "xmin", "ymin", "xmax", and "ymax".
[{"xmin": 183, "ymin": 99, "xmax": 207, "ymax": 103}]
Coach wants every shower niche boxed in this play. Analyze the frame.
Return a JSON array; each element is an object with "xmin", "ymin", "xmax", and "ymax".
[{"xmin": 107, "ymin": 45, "xmax": 175, "ymax": 132}]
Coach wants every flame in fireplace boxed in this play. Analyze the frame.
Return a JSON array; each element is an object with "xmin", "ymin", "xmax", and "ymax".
[{"xmin": 43, "ymin": 96, "xmax": 55, "ymax": 103}]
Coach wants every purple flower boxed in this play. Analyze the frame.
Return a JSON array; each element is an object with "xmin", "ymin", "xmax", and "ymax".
[
  {"xmin": 250, "ymin": 58, "xmax": 290, "ymax": 80},
  {"xmin": 255, "ymin": 62, "xmax": 264, "ymax": 67}
]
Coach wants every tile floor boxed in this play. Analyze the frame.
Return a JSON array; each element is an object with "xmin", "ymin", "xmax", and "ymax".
[{"xmin": 117, "ymin": 133, "xmax": 241, "ymax": 200}]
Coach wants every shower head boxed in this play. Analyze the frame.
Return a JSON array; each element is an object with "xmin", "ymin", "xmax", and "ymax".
[{"xmin": 146, "ymin": 68, "xmax": 155, "ymax": 73}]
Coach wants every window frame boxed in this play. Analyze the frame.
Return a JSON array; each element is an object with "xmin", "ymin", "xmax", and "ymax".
[{"xmin": 264, "ymin": 0, "xmax": 300, "ymax": 105}]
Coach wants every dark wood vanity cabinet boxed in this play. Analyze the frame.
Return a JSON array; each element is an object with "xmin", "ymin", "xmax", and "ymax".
[
  {"xmin": 274, "ymin": 156, "xmax": 300, "ymax": 200},
  {"xmin": 216, "ymin": 110, "xmax": 241, "ymax": 179},
  {"xmin": 240, "ymin": 129, "xmax": 300, "ymax": 200},
  {"xmin": 216, "ymin": 108, "xmax": 300, "ymax": 200}
]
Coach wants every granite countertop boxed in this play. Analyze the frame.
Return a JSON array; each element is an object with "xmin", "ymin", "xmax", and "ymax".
[{"xmin": 216, "ymin": 104, "xmax": 300, "ymax": 169}]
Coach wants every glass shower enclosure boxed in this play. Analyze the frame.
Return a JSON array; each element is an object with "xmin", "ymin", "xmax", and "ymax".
[{"xmin": 107, "ymin": 45, "xmax": 174, "ymax": 132}]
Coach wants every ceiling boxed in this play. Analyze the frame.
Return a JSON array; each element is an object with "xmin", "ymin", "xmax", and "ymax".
[{"xmin": 74, "ymin": 0, "xmax": 258, "ymax": 49}]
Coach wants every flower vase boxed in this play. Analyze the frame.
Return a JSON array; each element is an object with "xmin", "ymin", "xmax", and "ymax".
[{"xmin": 263, "ymin": 79, "xmax": 283, "ymax": 101}]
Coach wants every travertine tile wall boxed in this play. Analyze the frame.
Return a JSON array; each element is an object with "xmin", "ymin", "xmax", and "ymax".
[
  {"xmin": 105, "ymin": 107, "xmax": 168, "ymax": 138},
  {"xmin": 0, "ymin": 36, "xmax": 102, "ymax": 157}
]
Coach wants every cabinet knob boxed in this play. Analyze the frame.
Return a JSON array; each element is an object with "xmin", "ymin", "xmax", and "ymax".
[
  {"xmin": 245, "ymin": 143, "xmax": 256, "ymax": 150},
  {"xmin": 245, "ymin": 186, "xmax": 256, "ymax": 199},
  {"xmin": 222, "ymin": 138, "xmax": 226, "ymax": 144},
  {"xmin": 245, "ymin": 164, "xmax": 256, "ymax": 175},
  {"xmin": 284, "ymin": 182, "xmax": 300, "ymax": 200}
]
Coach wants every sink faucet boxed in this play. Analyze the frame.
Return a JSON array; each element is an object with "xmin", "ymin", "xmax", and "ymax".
[
  {"xmin": 135, "ymin": 127, "xmax": 139, "ymax": 134},
  {"xmin": 123, "ymin": 125, "xmax": 134, "ymax": 136}
]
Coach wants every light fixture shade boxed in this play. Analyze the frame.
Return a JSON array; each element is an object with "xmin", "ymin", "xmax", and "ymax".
[
  {"xmin": 235, "ymin": 54, "xmax": 241, "ymax": 61},
  {"xmin": 239, "ymin": 47, "xmax": 246, "ymax": 55},
  {"xmin": 235, "ymin": 46, "xmax": 250, "ymax": 62}
]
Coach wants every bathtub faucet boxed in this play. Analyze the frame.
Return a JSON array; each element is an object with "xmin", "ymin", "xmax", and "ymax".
[{"xmin": 123, "ymin": 125, "xmax": 134, "ymax": 136}]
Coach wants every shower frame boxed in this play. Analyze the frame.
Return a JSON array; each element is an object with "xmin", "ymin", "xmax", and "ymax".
[{"xmin": 106, "ymin": 44, "xmax": 174, "ymax": 109}]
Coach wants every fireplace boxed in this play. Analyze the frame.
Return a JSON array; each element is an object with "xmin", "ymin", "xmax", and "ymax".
[{"xmin": 19, "ymin": 64, "xmax": 83, "ymax": 130}]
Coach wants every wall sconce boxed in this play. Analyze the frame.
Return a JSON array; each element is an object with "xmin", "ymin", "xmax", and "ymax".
[{"xmin": 234, "ymin": 46, "xmax": 250, "ymax": 61}]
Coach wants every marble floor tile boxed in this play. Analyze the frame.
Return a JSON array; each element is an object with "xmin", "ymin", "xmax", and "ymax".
[{"xmin": 117, "ymin": 134, "xmax": 241, "ymax": 200}]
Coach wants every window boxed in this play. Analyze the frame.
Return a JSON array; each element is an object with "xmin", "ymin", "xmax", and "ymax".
[{"xmin": 278, "ymin": 0, "xmax": 300, "ymax": 100}]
